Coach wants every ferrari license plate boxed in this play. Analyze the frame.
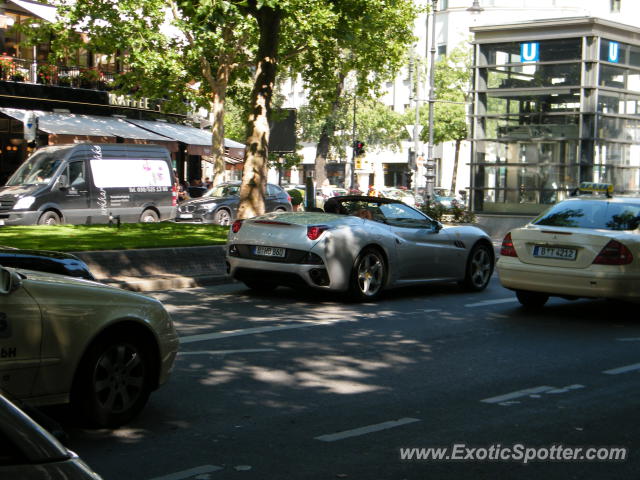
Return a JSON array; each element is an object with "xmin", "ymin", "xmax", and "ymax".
[
  {"xmin": 254, "ymin": 246, "xmax": 286, "ymax": 258},
  {"xmin": 533, "ymin": 245, "xmax": 577, "ymax": 260}
]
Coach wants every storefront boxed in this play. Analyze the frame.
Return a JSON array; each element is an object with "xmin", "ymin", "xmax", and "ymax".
[
  {"xmin": 0, "ymin": 82, "xmax": 242, "ymax": 185},
  {"xmin": 470, "ymin": 17, "xmax": 640, "ymax": 214}
]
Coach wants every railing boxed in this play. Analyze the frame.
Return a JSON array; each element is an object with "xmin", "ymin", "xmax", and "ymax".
[{"xmin": 0, "ymin": 56, "xmax": 118, "ymax": 90}]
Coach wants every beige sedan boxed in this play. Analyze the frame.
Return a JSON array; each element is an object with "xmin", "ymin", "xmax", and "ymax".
[{"xmin": 0, "ymin": 266, "xmax": 178, "ymax": 428}]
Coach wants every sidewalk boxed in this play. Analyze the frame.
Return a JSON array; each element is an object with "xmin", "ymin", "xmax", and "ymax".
[{"xmin": 72, "ymin": 245, "xmax": 231, "ymax": 292}]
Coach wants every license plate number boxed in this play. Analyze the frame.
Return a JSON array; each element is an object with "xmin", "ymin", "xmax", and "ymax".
[
  {"xmin": 533, "ymin": 245, "xmax": 577, "ymax": 260},
  {"xmin": 179, "ymin": 213, "xmax": 193, "ymax": 219},
  {"xmin": 254, "ymin": 246, "xmax": 286, "ymax": 258}
]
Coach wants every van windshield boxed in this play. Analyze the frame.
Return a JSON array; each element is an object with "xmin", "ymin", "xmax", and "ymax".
[{"xmin": 5, "ymin": 151, "xmax": 63, "ymax": 186}]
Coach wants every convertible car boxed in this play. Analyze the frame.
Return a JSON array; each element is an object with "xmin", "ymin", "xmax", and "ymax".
[{"xmin": 227, "ymin": 196, "xmax": 494, "ymax": 300}]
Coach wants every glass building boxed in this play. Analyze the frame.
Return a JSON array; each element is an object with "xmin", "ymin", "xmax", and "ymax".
[{"xmin": 470, "ymin": 17, "xmax": 640, "ymax": 214}]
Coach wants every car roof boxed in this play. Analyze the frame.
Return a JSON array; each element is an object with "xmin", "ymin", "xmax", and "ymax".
[{"xmin": 562, "ymin": 195, "xmax": 640, "ymax": 203}]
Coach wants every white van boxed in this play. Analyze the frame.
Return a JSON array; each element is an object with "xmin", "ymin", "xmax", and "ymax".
[{"xmin": 0, "ymin": 143, "xmax": 177, "ymax": 225}]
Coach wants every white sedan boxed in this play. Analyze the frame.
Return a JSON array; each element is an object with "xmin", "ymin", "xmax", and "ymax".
[
  {"xmin": 0, "ymin": 266, "xmax": 179, "ymax": 428},
  {"xmin": 497, "ymin": 191, "xmax": 640, "ymax": 307},
  {"xmin": 227, "ymin": 195, "xmax": 494, "ymax": 300}
]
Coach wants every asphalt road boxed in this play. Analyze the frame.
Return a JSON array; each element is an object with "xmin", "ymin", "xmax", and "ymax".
[{"xmin": 53, "ymin": 275, "xmax": 640, "ymax": 480}]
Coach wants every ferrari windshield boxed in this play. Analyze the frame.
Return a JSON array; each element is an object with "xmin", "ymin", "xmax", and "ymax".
[
  {"xmin": 533, "ymin": 200, "xmax": 640, "ymax": 231},
  {"xmin": 6, "ymin": 151, "xmax": 63, "ymax": 186}
]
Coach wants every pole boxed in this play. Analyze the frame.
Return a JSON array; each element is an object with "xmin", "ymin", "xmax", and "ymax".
[
  {"xmin": 425, "ymin": 0, "xmax": 438, "ymax": 204},
  {"xmin": 350, "ymin": 90, "xmax": 357, "ymax": 191},
  {"xmin": 413, "ymin": 50, "xmax": 420, "ymax": 197}
]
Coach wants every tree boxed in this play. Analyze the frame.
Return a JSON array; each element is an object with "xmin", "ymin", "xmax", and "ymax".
[
  {"xmin": 49, "ymin": 0, "xmax": 256, "ymax": 185},
  {"xmin": 291, "ymin": 0, "xmax": 419, "ymax": 188}
]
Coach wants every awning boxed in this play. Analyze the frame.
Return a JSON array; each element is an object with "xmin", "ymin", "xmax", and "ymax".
[
  {"xmin": 0, "ymin": 108, "xmax": 179, "ymax": 151},
  {"xmin": 126, "ymin": 119, "xmax": 213, "ymax": 155},
  {"xmin": 126, "ymin": 119, "xmax": 245, "ymax": 160},
  {"xmin": 8, "ymin": 0, "xmax": 57, "ymax": 23}
]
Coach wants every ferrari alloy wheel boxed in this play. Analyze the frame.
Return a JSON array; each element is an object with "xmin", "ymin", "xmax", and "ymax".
[
  {"xmin": 349, "ymin": 248, "xmax": 386, "ymax": 300},
  {"xmin": 516, "ymin": 290, "xmax": 549, "ymax": 309},
  {"xmin": 72, "ymin": 334, "xmax": 153, "ymax": 428},
  {"xmin": 461, "ymin": 243, "xmax": 494, "ymax": 291}
]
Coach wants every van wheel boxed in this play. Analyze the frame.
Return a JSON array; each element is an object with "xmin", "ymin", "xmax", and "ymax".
[
  {"xmin": 139, "ymin": 209, "xmax": 159, "ymax": 223},
  {"xmin": 38, "ymin": 211, "xmax": 61, "ymax": 225}
]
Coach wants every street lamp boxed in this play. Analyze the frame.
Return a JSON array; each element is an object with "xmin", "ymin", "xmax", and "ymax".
[
  {"xmin": 424, "ymin": 0, "xmax": 438, "ymax": 204},
  {"xmin": 467, "ymin": 0, "xmax": 484, "ymax": 14}
]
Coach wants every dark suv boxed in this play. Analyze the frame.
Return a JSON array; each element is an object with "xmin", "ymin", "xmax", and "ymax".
[{"xmin": 175, "ymin": 182, "xmax": 292, "ymax": 225}]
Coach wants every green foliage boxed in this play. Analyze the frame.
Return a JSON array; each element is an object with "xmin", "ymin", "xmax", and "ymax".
[
  {"xmin": 0, "ymin": 223, "xmax": 229, "ymax": 251},
  {"xmin": 287, "ymin": 188, "xmax": 303, "ymax": 206},
  {"xmin": 299, "ymin": 96, "xmax": 407, "ymax": 160},
  {"xmin": 420, "ymin": 202, "xmax": 476, "ymax": 224}
]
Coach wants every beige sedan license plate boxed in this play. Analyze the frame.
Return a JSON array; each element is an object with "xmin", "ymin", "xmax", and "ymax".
[
  {"xmin": 533, "ymin": 245, "xmax": 577, "ymax": 260},
  {"xmin": 253, "ymin": 246, "xmax": 286, "ymax": 258}
]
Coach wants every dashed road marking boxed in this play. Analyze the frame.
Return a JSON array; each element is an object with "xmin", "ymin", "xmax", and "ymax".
[
  {"xmin": 148, "ymin": 465, "xmax": 223, "ymax": 480},
  {"xmin": 315, "ymin": 418, "xmax": 421, "ymax": 442},
  {"xmin": 481, "ymin": 386, "xmax": 555, "ymax": 404},
  {"xmin": 465, "ymin": 298, "xmax": 518, "ymax": 308},
  {"xmin": 603, "ymin": 362, "xmax": 640, "ymax": 375},
  {"xmin": 179, "ymin": 348, "xmax": 276, "ymax": 356}
]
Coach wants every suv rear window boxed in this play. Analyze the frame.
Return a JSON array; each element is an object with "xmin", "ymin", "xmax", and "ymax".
[{"xmin": 533, "ymin": 200, "xmax": 640, "ymax": 231}]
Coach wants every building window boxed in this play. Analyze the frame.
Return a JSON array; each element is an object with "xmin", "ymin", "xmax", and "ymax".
[
  {"xmin": 439, "ymin": 0, "xmax": 448, "ymax": 10},
  {"xmin": 437, "ymin": 44, "xmax": 447, "ymax": 58},
  {"xmin": 611, "ymin": 0, "xmax": 621, "ymax": 13}
]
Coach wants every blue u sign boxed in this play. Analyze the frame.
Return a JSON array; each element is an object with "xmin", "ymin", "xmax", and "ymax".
[
  {"xmin": 521, "ymin": 42, "xmax": 539, "ymax": 63},
  {"xmin": 608, "ymin": 41, "xmax": 620, "ymax": 63}
]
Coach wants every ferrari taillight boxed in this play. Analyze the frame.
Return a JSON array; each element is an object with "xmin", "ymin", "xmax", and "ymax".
[
  {"xmin": 500, "ymin": 233, "xmax": 518, "ymax": 257},
  {"xmin": 307, "ymin": 225, "xmax": 329, "ymax": 241},
  {"xmin": 231, "ymin": 220, "xmax": 243, "ymax": 233},
  {"xmin": 593, "ymin": 240, "xmax": 633, "ymax": 265}
]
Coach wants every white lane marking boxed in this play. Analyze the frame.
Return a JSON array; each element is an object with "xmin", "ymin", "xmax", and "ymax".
[
  {"xmin": 180, "ymin": 322, "xmax": 328, "ymax": 344},
  {"xmin": 148, "ymin": 465, "xmax": 223, "ymax": 480},
  {"xmin": 465, "ymin": 298, "xmax": 518, "ymax": 308},
  {"xmin": 546, "ymin": 384, "xmax": 585, "ymax": 394},
  {"xmin": 481, "ymin": 386, "xmax": 554, "ymax": 404},
  {"xmin": 314, "ymin": 418, "xmax": 420, "ymax": 442},
  {"xmin": 179, "ymin": 348, "xmax": 275, "ymax": 356},
  {"xmin": 603, "ymin": 362, "xmax": 640, "ymax": 375},
  {"xmin": 617, "ymin": 338, "xmax": 640, "ymax": 342}
]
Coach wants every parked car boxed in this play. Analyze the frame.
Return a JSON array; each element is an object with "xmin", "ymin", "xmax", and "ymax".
[
  {"xmin": 227, "ymin": 195, "xmax": 494, "ymax": 300},
  {"xmin": 381, "ymin": 187, "xmax": 422, "ymax": 207},
  {"xmin": 176, "ymin": 181, "xmax": 292, "ymax": 225},
  {"xmin": 0, "ymin": 265, "xmax": 179, "ymax": 427},
  {"xmin": 0, "ymin": 247, "xmax": 95, "ymax": 280},
  {"xmin": 316, "ymin": 185, "xmax": 349, "ymax": 209},
  {"xmin": 497, "ymin": 182, "xmax": 640, "ymax": 307},
  {"xmin": 0, "ymin": 391, "xmax": 103, "ymax": 479}
]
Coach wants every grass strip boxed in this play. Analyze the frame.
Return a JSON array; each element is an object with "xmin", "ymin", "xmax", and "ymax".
[{"xmin": 0, "ymin": 223, "xmax": 229, "ymax": 252}]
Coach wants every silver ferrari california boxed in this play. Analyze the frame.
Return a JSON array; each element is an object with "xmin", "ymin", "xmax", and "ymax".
[{"xmin": 226, "ymin": 196, "xmax": 494, "ymax": 300}]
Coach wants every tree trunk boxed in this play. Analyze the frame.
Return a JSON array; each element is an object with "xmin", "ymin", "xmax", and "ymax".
[
  {"xmin": 450, "ymin": 139, "xmax": 461, "ymax": 196},
  {"xmin": 237, "ymin": 5, "xmax": 281, "ymax": 219},
  {"xmin": 209, "ymin": 74, "xmax": 228, "ymax": 186},
  {"xmin": 314, "ymin": 74, "xmax": 345, "ymax": 189}
]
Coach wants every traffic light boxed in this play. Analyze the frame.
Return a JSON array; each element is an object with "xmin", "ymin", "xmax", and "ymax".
[{"xmin": 354, "ymin": 140, "xmax": 365, "ymax": 156}]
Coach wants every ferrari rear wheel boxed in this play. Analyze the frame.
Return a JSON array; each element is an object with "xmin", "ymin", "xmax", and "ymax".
[
  {"xmin": 461, "ymin": 243, "xmax": 494, "ymax": 291},
  {"xmin": 516, "ymin": 290, "xmax": 549, "ymax": 309},
  {"xmin": 349, "ymin": 247, "xmax": 386, "ymax": 301}
]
